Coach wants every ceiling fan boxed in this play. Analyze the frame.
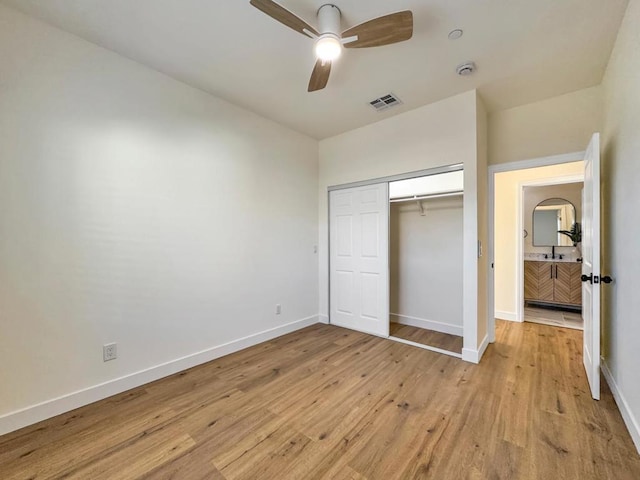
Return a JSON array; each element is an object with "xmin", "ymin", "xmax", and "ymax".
[{"xmin": 249, "ymin": 0, "xmax": 413, "ymax": 92}]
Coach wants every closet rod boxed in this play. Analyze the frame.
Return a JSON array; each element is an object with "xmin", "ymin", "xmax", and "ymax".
[{"xmin": 389, "ymin": 190, "xmax": 463, "ymax": 203}]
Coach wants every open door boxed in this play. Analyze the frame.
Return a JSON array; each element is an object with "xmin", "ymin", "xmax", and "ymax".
[
  {"xmin": 581, "ymin": 133, "xmax": 601, "ymax": 400},
  {"xmin": 329, "ymin": 183, "xmax": 389, "ymax": 337}
]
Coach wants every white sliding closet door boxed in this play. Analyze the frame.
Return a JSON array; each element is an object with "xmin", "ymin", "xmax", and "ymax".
[{"xmin": 329, "ymin": 183, "xmax": 389, "ymax": 337}]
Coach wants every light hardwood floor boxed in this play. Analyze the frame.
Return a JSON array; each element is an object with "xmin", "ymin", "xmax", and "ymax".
[
  {"xmin": 389, "ymin": 323, "xmax": 463, "ymax": 354},
  {"xmin": 1, "ymin": 321, "xmax": 639, "ymax": 479}
]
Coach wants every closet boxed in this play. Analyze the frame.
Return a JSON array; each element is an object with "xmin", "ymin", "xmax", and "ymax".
[
  {"xmin": 388, "ymin": 170, "xmax": 464, "ymax": 354},
  {"xmin": 328, "ymin": 165, "xmax": 466, "ymax": 358}
]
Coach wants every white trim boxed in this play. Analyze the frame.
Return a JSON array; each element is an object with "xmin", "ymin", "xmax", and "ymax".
[
  {"xmin": 489, "ymin": 151, "xmax": 585, "ymax": 174},
  {"xmin": 318, "ymin": 314, "xmax": 329, "ymax": 324},
  {"xmin": 487, "ymin": 150, "xmax": 586, "ymax": 346},
  {"xmin": 494, "ymin": 310, "xmax": 519, "ymax": 322},
  {"xmin": 0, "ymin": 315, "xmax": 320, "ymax": 436},
  {"xmin": 602, "ymin": 360, "xmax": 640, "ymax": 454},
  {"xmin": 461, "ymin": 334, "xmax": 490, "ymax": 364},
  {"xmin": 387, "ymin": 335, "xmax": 462, "ymax": 359},
  {"xmin": 327, "ymin": 163, "xmax": 463, "ymax": 191},
  {"xmin": 390, "ymin": 313, "xmax": 463, "ymax": 337}
]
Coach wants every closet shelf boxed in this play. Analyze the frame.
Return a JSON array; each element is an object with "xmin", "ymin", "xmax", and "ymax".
[{"xmin": 389, "ymin": 190, "xmax": 463, "ymax": 203}]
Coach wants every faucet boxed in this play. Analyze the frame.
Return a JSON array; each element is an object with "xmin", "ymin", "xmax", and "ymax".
[{"xmin": 551, "ymin": 245, "xmax": 555, "ymax": 260}]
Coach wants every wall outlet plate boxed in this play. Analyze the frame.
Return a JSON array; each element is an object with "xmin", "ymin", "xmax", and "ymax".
[
  {"xmin": 275, "ymin": 304, "xmax": 281, "ymax": 315},
  {"xmin": 103, "ymin": 343, "xmax": 117, "ymax": 362}
]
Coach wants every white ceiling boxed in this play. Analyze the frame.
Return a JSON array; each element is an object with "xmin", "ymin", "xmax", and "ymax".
[{"xmin": 1, "ymin": 0, "xmax": 628, "ymax": 139}]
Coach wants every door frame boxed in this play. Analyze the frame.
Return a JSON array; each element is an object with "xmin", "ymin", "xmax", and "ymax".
[
  {"xmin": 515, "ymin": 174, "xmax": 584, "ymax": 322},
  {"xmin": 487, "ymin": 151, "xmax": 585, "ymax": 342}
]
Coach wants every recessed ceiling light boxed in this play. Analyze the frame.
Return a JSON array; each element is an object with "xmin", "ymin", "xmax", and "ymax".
[{"xmin": 448, "ymin": 29, "xmax": 463, "ymax": 40}]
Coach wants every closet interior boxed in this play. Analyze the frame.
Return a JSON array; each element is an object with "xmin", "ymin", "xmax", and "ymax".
[{"xmin": 388, "ymin": 170, "xmax": 464, "ymax": 355}]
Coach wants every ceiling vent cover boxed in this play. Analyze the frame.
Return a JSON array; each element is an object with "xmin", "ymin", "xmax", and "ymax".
[
  {"xmin": 456, "ymin": 62, "xmax": 476, "ymax": 76},
  {"xmin": 369, "ymin": 93, "xmax": 403, "ymax": 112}
]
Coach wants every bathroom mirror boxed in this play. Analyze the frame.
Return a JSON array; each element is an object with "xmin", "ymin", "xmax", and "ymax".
[{"xmin": 532, "ymin": 198, "xmax": 576, "ymax": 246}]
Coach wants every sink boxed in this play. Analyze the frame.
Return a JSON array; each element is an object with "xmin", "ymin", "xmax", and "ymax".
[{"xmin": 524, "ymin": 254, "xmax": 580, "ymax": 263}]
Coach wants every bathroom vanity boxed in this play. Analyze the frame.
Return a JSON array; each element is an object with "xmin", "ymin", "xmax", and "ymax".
[{"xmin": 524, "ymin": 259, "xmax": 582, "ymax": 307}]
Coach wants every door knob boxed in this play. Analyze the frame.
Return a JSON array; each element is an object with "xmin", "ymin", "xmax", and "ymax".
[
  {"xmin": 581, "ymin": 273, "xmax": 593, "ymax": 284},
  {"xmin": 601, "ymin": 275, "xmax": 613, "ymax": 284}
]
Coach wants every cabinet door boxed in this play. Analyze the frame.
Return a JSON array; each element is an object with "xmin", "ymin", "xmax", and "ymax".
[
  {"xmin": 554, "ymin": 263, "xmax": 573, "ymax": 304},
  {"xmin": 538, "ymin": 262, "xmax": 555, "ymax": 302},
  {"xmin": 524, "ymin": 261, "xmax": 538, "ymax": 300},
  {"xmin": 569, "ymin": 263, "xmax": 583, "ymax": 305}
]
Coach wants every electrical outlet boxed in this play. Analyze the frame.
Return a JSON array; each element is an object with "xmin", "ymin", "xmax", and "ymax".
[
  {"xmin": 103, "ymin": 343, "xmax": 117, "ymax": 362},
  {"xmin": 275, "ymin": 304, "xmax": 281, "ymax": 315}
]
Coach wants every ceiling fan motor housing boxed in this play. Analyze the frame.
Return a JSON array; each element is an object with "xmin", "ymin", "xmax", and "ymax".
[
  {"xmin": 317, "ymin": 4, "xmax": 341, "ymax": 36},
  {"xmin": 314, "ymin": 4, "xmax": 343, "ymax": 62}
]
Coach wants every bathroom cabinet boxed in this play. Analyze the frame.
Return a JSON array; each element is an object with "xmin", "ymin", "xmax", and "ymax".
[{"xmin": 524, "ymin": 261, "xmax": 582, "ymax": 307}]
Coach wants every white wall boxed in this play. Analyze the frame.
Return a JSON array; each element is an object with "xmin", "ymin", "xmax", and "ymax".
[
  {"xmin": 489, "ymin": 86, "xmax": 603, "ymax": 165},
  {"xmin": 493, "ymin": 163, "xmax": 584, "ymax": 320},
  {"xmin": 0, "ymin": 5, "xmax": 319, "ymax": 434},
  {"xmin": 601, "ymin": 0, "xmax": 640, "ymax": 452},
  {"xmin": 476, "ymin": 96, "xmax": 489, "ymax": 347},
  {"xmin": 319, "ymin": 90, "xmax": 485, "ymax": 360},
  {"xmin": 390, "ymin": 197, "xmax": 464, "ymax": 335}
]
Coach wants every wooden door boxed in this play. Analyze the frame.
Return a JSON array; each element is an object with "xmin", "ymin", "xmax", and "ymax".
[{"xmin": 329, "ymin": 184, "xmax": 389, "ymax": 337}]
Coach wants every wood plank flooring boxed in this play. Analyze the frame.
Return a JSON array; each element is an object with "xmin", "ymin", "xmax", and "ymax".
[
  {"xmin": 389, "ymin": 323, "xmax": 463, "ymax": 354},
  {"xmin": 1, "ymin": 320, "xmax": 639, "ymax": 479}
]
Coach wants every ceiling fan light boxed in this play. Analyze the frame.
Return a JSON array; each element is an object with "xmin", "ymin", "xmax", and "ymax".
[{"xmin": 315, "ymin": 35, "xmax": 342, "ymax": 61}]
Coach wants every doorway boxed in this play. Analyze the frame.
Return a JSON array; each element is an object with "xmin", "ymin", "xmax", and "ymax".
[
  {"xmin": 521, "ymin": 180, "xmax": 584, "ymax": 330},
  {"xmin": 488, "ymin": 132, "xmax": 603, "ymax": 400},
  {"xmin": 489, "ymin": 157, "xmax": 584, "ymax": 330}
]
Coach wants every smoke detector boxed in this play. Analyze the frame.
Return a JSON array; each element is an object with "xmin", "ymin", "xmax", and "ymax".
[{"xmin": 456, "ymin": 62, "xmax": 476, "ymax": 76}]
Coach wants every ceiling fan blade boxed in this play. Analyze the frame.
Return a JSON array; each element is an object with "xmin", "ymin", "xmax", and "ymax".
[
  {"xmin": 308, "ymin": 59, "xmax": 332, "ymax": 92},
  {"xmin": 342, "ymin": 11, "xmax": 413, "ymax": 48},
  {"xmin": 250, "ymin": 0, "xmax": 318, "ymax": 38}
]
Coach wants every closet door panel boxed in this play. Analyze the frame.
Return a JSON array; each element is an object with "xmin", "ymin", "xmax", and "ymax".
[
  {"xmin": 335, "ymin": 271, "xmax": 354, "ymax": 315},
  {"xmin": 330, "ymin": 183, "xmax": 389, "ymax": 337},
  {"xmin": 336, "ymin": 215, "xmax": 353, "ymax": 257},
  {"xmin": 360, "ymin": 272, "xmax": 380, "ymax": 320}
]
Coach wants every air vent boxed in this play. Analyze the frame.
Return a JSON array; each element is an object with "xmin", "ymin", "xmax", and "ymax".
[
  {"xmin": 369, "ymin": 93, "xmax": 403, "ymax": 112},
  {"xmin": 456, "ymin": 61, "xmax": 476, "ymax": 76}
]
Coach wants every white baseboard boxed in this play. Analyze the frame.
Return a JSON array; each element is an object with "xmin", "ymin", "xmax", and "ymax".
[
  {"xmin": 462, "ymin": 334, "xmax": 490, "ymax": 364},
  {"xmin": 318, "ymin": 314, "xmax": 329, "ymax": 324},
  {"xmin": 0, "ymin": 315, "xmax": 319, "ymax": 437},
  {"xmin": 495, "ymin": 310, "xmax": 519, "ymax": 322},
  {"xmin": 601, "ymin": 359, "xmax": 640, "ymax": 454},
  {"xmin": 390, "ymin": 313, "xmax": 463, "ymax": 337}
]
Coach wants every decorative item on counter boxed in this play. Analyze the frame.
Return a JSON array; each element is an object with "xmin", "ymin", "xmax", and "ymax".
[{"xmin": 558, "ymin": 222, "xmax": 582, "ymax": 247}]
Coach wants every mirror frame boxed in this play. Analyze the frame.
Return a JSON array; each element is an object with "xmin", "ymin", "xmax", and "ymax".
[{"xmin": 532, "ymin": 197, "xmax": 577, "ymax": 247}]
